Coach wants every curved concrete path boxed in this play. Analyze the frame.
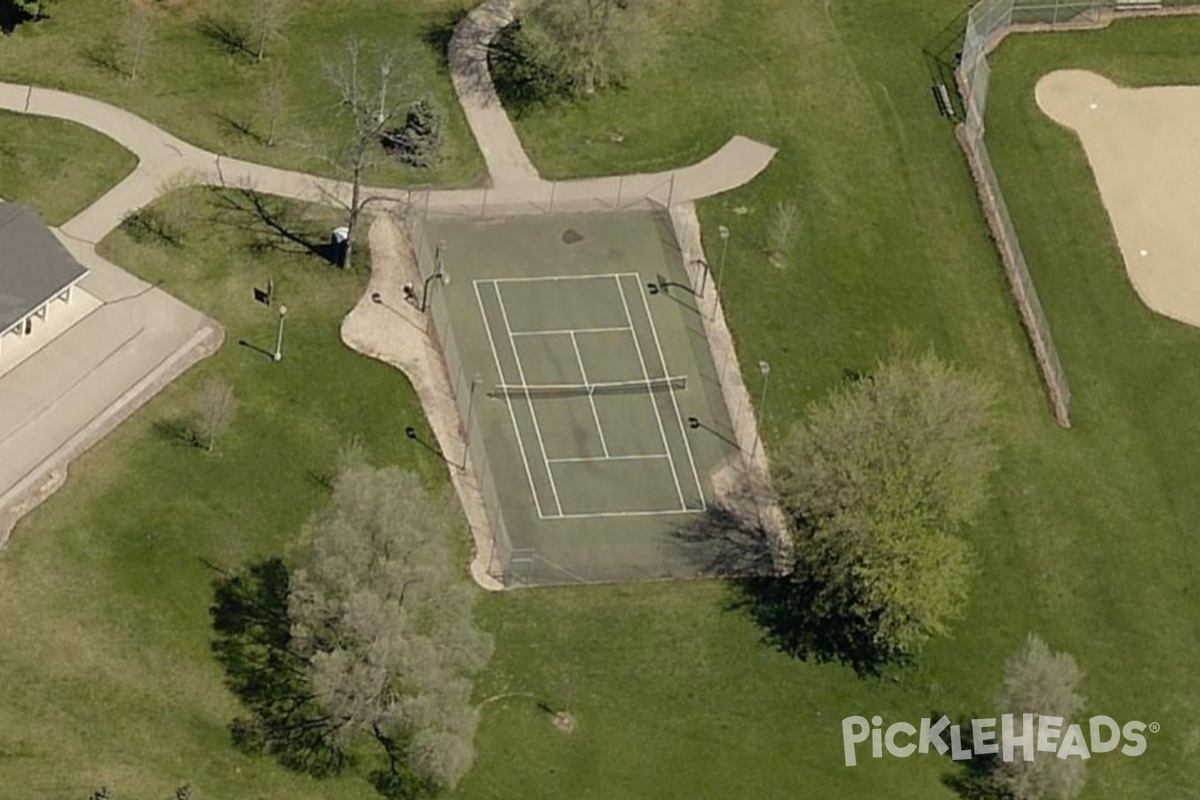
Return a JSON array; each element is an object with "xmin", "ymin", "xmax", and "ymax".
[
  {"xmin": 0, "ymin": 0, "xmax": 779, "ymax": 580},
  {"xmin": 448, "ymin": 0, "xmax": 541, "ymax": 186}
]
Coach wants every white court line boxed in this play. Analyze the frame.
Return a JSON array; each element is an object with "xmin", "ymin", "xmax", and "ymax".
[
  {"xmin": 552, "ymin": 508, "xmax": 702, "ymax": 520},
  {"xmin": 510, "ymin": 326, "xmax": 632, "ymax": 337},
  {"xmin": 490, "ymin": 272, "xmax": 639, "ymax": 285},
  {"xmin": 570, "ymin": 331, "xmax": 609, "ymax": 457},
  {"xmin": 614, "ymin": 275, "xmax": 687, "ymax": 511},
  {"xmin": 474, "ymin": 281, "xmax": 544, "ymax": 519},
  {"xmin": 493, "ymin": 281, "xmax": 565, "ymax": 517},
  {"xmin": 635, "ymin": 277, "xmax": 708, "ymax": 512},
  {"xmin": 546, "ymin": 454, "xmax": 669, "ymax": 464}
]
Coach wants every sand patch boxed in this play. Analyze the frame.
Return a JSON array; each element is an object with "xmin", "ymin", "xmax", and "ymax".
[{"xmin": 1037, "ymin": 69, "xmax": 1200, "ymax": 328}]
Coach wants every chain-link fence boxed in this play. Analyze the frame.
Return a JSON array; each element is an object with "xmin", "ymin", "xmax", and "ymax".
[
  {"xmin": 401, "ymin": 209, "xmax": 518, "ymax": 584},
  {"xmin": 398, "ymin": 206, "xmax": 778, "ymax": 587},
  {"xmin": 958, "ymin": 0, "xmax": 1200, "ymax": 427},
  {"xmin": 955, "ymin": 0, "xmax": 1118, "ymax": 427}
]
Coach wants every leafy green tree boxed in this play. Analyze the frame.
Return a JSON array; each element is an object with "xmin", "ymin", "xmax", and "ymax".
[
  {"xmin": 289, "ymin": 464, "xmax": 493, "ymax": 793},
  {"xmin": 775, "ymin": 350, "xmax": 997, "ymax": 658},
  {"xmin": 994, "ymin": 635, "xmax": 1087, "ymax": 800},
  {"xmin": 515, "ymin": 0, "xmax": 657, "ymax": 98}
]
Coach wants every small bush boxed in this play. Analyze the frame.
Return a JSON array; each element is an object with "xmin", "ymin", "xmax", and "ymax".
[{"xmin": 381, "ymin": 96, "xmax": 444, "ymax": 169}]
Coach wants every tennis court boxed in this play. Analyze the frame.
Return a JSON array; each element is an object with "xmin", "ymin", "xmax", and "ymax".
[
  {"xmin": 476, "ymin": 271, "xmax": 706, "ymax": 519},
  {"xmin": 417, "ymin": 211, "xmax": 741, "ymax": 584}
]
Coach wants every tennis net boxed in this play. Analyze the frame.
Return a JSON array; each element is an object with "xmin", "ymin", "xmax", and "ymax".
[{"xmin": 489, "ymin": 375, "xmax": 687, "ymax": 400}]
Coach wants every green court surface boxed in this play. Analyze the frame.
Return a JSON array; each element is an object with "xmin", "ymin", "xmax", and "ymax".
[{"xmin": 423, "ymin": 211, "xmax": 742, "ymax": 584}]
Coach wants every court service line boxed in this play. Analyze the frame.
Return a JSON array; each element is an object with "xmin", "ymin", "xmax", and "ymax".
[
  {"xmin": 473, "ymin": 280, "xmax": 545, "ymax": 519},
  {"xmin": 492, "ymin": 281, "xmax": 565, "ymax": 518},
  {"xmin": 635, "ymin": 279, "xmax": 708, "ymax": 512},
  {"xmin": 491, "ymin": 272, "xmax": 638, "ymax": 285},
  {"xmin": 613, "ymin": 275, "xmax": 687, "ymax": 511},
  {"xmin": 510, "ymin": 326, "xmax": 632, "ymax": 337},
  {"xmin": 546, "ymin": 454, "xmax": 670, "ymax": 464},
  {"xmin": 569, "ymin": 331, "xmax": 609, "ymax": 457},
  {"xmin": 551, "ymin": 508, "xmax": 702, "ymax": 520}
]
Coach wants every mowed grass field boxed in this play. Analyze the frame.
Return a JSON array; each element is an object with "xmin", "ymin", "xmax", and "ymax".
[
  {"xmin": 0, "ymin": 190, "xmax": 447, "ymax": 799},
  {"xmin": 0, "ymin": 4, "xmax": 1198, "ymax": 800},
  {"xmin": 0, "ymin": 110, "xmax": 136, "ymax": 224},
  {"xmin": 0, "ymin": 0, "xmax": 484, "ymax": 187}
]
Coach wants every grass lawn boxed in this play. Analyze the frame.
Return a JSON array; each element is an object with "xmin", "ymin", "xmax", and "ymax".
[
  {"xmin": 491, "ymin": 4, "xmax": 1200, "ymax": 798},
  {"xmin": 1, "ymin": 5, "xmax": 1199, "ymax": 800},
  {"xmin": 0, "ymin": 189, "xmax": 448, "ymax": 799},
  {"xmin": 0, "ymin": 0, "xmax": 484, "ymax": 188},
  {"xmin": 0, "ymin": 110, "xmax": 136, "ymax": 224}
]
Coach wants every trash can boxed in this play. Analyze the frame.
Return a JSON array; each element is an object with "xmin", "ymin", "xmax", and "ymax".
[{"xmin": 331, "ymin": 226, "xmax": 350, "ymax": 267}]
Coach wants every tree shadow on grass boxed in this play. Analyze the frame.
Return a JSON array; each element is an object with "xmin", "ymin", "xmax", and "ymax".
[
  {"xmin": 938, "ymin": 714, "xmax": 1014, "ymax": 800},
  {"xmin": 669, "ymin": 472, "xmax": 905, "ymax": 677},
  {"xmin": 0, "ymin": 0, "xmax": 33, "ymax": 35},
  {"xmin": 208, "ymin": 187, "xmax": 341, "ymax": 264},
  {"xmin": 81, "ymin": 40, "xmax": 125, "ymax": 78},
  {"xmin": 197, "ymin": 14, "xmax": 254, "ymax": 59},
  {"xmin": 422, "ymin": 8, "xmax": 563, "ymax": 118},
  {"xmin": 487, "ymin": 24, "xmax": 565, "ymax": 117},
  {"xmin": 214, "ymin": 111, "xmax": 266, "ymax": 146},
  {"xmin": 152, "ymin": 417, "xmax": 201, "ymax": 449},
  {"xmin": 209, "ymin": 558, "xmax": 348, "ymax": 778},
  {"xmin": 421, "ymin": 8, "xmax": 466, "ymax": 70},
  {"xmin": 729, "ymin": 571, "xmax": 909, "ymax": 678}
]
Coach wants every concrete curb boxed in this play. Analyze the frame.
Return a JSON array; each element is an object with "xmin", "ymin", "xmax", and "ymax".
[{"xmin": 0, "ymin": 319, "xmax": 225, "ymax": 549}]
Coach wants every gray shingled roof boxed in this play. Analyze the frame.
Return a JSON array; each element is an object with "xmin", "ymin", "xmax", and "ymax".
[{"xmin": 0, "ymin": 203, "xmax": 88, "ymax": 333}]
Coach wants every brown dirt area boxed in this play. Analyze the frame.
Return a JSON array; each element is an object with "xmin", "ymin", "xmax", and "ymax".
[{"xmin": 1037, "ymin": 69, "xmax": 1200, "ymax": 329}]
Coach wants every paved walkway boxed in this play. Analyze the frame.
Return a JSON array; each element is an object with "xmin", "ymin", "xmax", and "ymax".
[
  {"xmin": 0, "ymin": 0, "xmax": 775, "ymax": 230},
  {"xmin": 448, "ymin": 0, "xmax": 542, "ymax": 186},
  {"xmin": 0, "ymin": 0, "xmax": 780, "ymax": 574}
]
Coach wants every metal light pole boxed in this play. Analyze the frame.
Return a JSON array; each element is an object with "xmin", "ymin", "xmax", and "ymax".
[
  {"xmin": 272, "ymin": 304, "xmax": 288, "ymax": 362},
  {"xmin": 716, "ymin": 224, "xmax": 730, "ymax": 298},
  {"xmin": 712, "ymin": 224, "xmax": 731, "ymax": 323},
  {"xmin": 421, "ymin": 241, "xmax": 448, "ymax": 312},
  {"xmin": 752, "ymin": 360, "xmax": 771, "ymax": 460},
  {"xmin": 462, "ymin": 372, "xmax": 481, "ymax": 471}
]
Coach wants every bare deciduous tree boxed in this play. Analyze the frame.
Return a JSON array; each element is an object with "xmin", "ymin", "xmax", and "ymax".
[
  {"xmin": 249, "ymin": 0, "xmax": 287, "ymax": 62},
  {"xmin": 289, "ymin": 464, "xmax": 493, "ymax": 791},
  {"xmin": 768, "ymin": 200, "xmax": 798, "ymax": 268},
  {"xmin": 517, "ymin": 0, "xmax": 658, "ymax": 98},
  {"xmin": 323, "ymin": 38, "xmax": 409, "ymax": 268},
  {"xmin": 994, "ymin": 634, "xmax": 1087, "ymax": 800},
  {"xmin": 196, "ymin": 379, "xmax": 237, "ymax": 453},
  {"xmin": 121, "ymin": 5, "xmax": 153, "ymax": 82},
  {"xmin": 262, "ymin": 62, "xmax": 288, "ymax": 147}
]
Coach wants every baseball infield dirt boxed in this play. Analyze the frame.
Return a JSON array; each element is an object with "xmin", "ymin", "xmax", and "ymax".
[{"xmin": 1038, "ymin": 69, "xmax": 1200, "ymax": 329}]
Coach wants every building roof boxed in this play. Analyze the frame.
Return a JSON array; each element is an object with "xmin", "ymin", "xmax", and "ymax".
[{"xmin": 0, "ymin": 203, "xmax": 88, "ymax": 333}]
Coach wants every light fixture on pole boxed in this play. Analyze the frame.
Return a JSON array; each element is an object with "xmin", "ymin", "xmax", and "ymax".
[
  {"xmin": 716, "ymin": 224, "xmax": 731, "ymax": 297},
  {"xmin": 273, "ymin": 304, "xmax": 289, "ymax": 362},
  {"xmin": 752, "ymin": 359, "xmax": 771, "ymax": 460},
  {"xmin": 462, "ymin": 372, "xmax": 481, "ymax": 471},
  {"xmin": 421, "ymin": 241, "xmax": 449, "ymax": 312}
]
